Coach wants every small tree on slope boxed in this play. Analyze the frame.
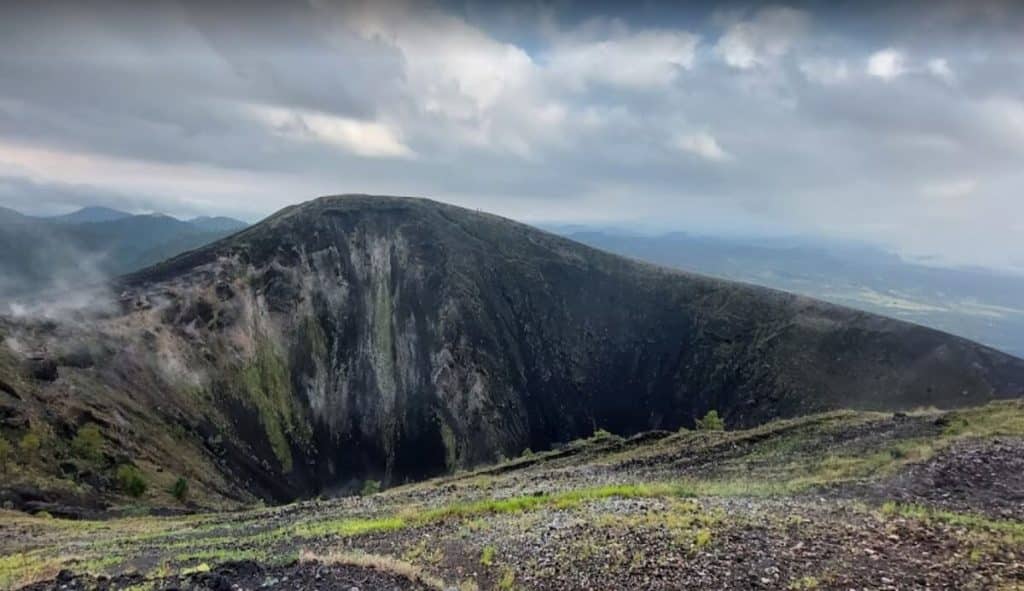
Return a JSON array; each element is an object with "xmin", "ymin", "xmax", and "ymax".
[{"xmin": 696, "ymin": 409, "xmax": 725, "ymax": 431}]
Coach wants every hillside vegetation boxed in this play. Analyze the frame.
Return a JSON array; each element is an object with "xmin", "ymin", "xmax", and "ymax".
[{"xmin": 2, "ymin": 400, "xmax": 1023, "ymax": 590}]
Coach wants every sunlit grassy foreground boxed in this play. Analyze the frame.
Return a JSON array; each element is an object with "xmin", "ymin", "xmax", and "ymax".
[{"xmin": 1, "ymin": 400, "xmax": 1022, "ymax": 589}]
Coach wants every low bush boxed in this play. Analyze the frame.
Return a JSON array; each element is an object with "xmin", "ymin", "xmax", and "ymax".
[
  {"xmin": 696, "ymin": 410, "xmax": 725, "ymax": 431},
  {"xmin": 18, "ymin": 432, "xmax": 41, "ymax": 457},
  {"xmin": 71, "ymin": 423, "xmax": 104, "ymax": 462},
  {"xmin": 480, "ymin": 545, "xmax": 495, "ymax": 566},
  {"xmin": 116, "ymin": 465, "xmax": 147, "ymax": 497},
  {"xmin": 171, "ymin": 477, "xmax": 188, "ymax": 502},
  {"xmin": 361, "ymin": 479, "xmax": 381, "ymax": 496}
]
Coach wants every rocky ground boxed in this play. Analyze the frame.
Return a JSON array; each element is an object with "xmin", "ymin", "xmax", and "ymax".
[
  {"xmin": 3, "ymin": 400, "xmax": 1024, "ymax": 590},
  {"xmin": 20, "ymin": 561, "xmax": 439, "ymax": 591},
  {"xmin": 869, "ymin": 437, "xmax": 1024, "ymax": 520}
]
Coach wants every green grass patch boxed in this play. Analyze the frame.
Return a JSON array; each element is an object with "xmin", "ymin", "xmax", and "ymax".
[
  {"xmin": 293, "ymin": 515, "xmax": 407, "ymax": 539},
  {"xmin": 284, "ymin": 483, "xmax": 691, "ymax": 542},
  {"xmin": 550, "ymin": 483, "xmax": 678, "ymax": 508},
  {"xmin": 289, "ymin": 481, "xmax": 740, "ymax": 543},
  {"xmin": 479, "ymin": 545, "xmax": 495, "ymax": 566},
  {"xmin": 0, "ymin": 550, "xmax": 64, "ymax": 589},
  {"xmin": 692, "ymin": 527, "xmax": 712, "ymax": 550},
  {"xmin": 418, "ymin": 494, "xmax": 550, "ymax": 522},
  {"xmin": 941, "ymin": 400, "xmax": 1024, "ymax": 440}
]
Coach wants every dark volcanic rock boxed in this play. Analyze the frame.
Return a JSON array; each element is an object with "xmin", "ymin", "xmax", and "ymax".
[
  {"xmin": 872, "ymin": 437, "xmax": 1024, "ymax": 520},
  {"xmin": 26, "ymin": 356, "xmax": 58, "ymax": 381},
  {"xmin": 20, "ymin": 560, "xmax": 433, "ymax": 591},
  {"xmin": 5, "ymin": 195, "xmax": 1024, "ymax": 505},
  {"xmin": 0, "ymin": 485, "xmax": 110, "ymax": 519}
]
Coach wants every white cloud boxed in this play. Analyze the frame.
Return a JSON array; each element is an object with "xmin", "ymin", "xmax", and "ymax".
[
  {"xmin": 714, "ymin": 6, "xmax": 811, "ymax": 69},
  {"xmin": 317, "ymin": 3, "xmax": 707, "ymax": 159},
  {"xmin": 920, "ymin": 178, "xmax": 977, "ymax": 199},
  {"xmin": 250, "ymin": 104, "xmax": 413, "ymax": 158},
  {"xmin": 673, "ymin": 132, "xmax": 732, "ymax": 161},
  {"xmin": 546, "ymin": 29, "xmax": 700, "ymax": 90},
  {"xmin": 867, "ymin": 48, "xmax": 906, "ymax": 80},
  {"xmin": 927, "ymin": 58, "xmax": 955, "ymax": 83},
  {"xmin": 0, "ymin": 141, "xmax": 294, "ymax": 212},
  {"xmin": 318, "ymin": 0, "xmax": 566, "ymax": 158},
  {"xmin": 335, "ymin": 1, "xmax": 536, "ymax": 118},
  {"xmin": 799, "ymin": 57, "xmax": 850, "ymax": 84}
]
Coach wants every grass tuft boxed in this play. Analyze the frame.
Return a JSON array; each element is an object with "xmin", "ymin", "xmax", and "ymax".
[
  {"xmin": 293, "ymin": 515, "xmax": 407, "ymax": 539},
  {"xmin": 480, "ymin": 545, "xmax": 496, "ymax": 566},
  {"xmin": 299, "ymin": 549, "xmax": 448, "ymax": 590}
]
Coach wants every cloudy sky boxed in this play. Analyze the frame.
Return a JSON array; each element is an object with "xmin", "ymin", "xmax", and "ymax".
[{"xmin": 1, "ymin": 0, "xmax": 1022, "ymax": 271}]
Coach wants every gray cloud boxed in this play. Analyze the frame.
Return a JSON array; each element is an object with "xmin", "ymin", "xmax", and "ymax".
[{"xmin": 0, "ymin": 0, "xmax": 1021, "ymax": 270}]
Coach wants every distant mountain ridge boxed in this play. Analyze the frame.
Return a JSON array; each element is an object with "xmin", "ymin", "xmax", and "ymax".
[
  {"xmin": 187, "ymin": 216, "xmax": 250, "ymax": 233},
  {"xmin": 48, "ymin": 206, "xmax": 133, "ymax": 224},
  {"xmin": 33, "ymin": 206, "xmax": 247, "ymax": 229},
  {"xmin": 0, "ymin": 206, "xmax": 248, "ymax": 299}
]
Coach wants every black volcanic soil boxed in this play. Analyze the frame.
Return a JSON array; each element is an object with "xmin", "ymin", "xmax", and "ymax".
[{"xmin": 22, "ymin": 561, "xmax": 434, "ymax": 591}]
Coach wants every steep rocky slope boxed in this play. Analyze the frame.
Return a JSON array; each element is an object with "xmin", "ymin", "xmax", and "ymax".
[{"xmin": 0, "ymin": 195, "xmax": 1022, "ymax": 508}]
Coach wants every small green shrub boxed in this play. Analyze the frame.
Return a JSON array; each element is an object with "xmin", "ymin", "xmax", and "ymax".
[
  {"xmin": 18, "ymin": 431, "xmax": 42, "ymax": 465},
  {"xmin": 71, "ymin": 423, "xmax": 104, "ymax": 462},
  {"xmin": 116, "ymin": 465, "xmax": 147, "ymax": 497},
  {"xmin": 696, "ymin": 410, "xmax": 725, "ymax": 431},
  {"xmin": 171, "ymin": 477, "xmax": 189, "ymax": 502},
  {"xmin": 480, "ymin": 545, "xmax": 496, "ymax": 566},
  {"xmin": 519, "ymin": 448, "xmax": 534, "ymax": 458},
  {"xmin": 19, "ymin": 431, "xmax": 41, "ymax": 455},
  {"xmin": 692, "ymin": 528, "xmax": 712, "ymax": 550},
  {"xmin": 361, "ymin": 479, "xmax": 381, "ymax": 496}
]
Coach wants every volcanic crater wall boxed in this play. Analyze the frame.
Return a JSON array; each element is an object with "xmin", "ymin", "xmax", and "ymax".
[{"xmin": 8, "ymin": 195, "xmax": 1023, "ymax": 503}]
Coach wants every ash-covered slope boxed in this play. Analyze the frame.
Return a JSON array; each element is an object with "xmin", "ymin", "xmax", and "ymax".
[{"xmin": 2, "ymin": 195, "xmax": 1022, "ymax": 506}]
